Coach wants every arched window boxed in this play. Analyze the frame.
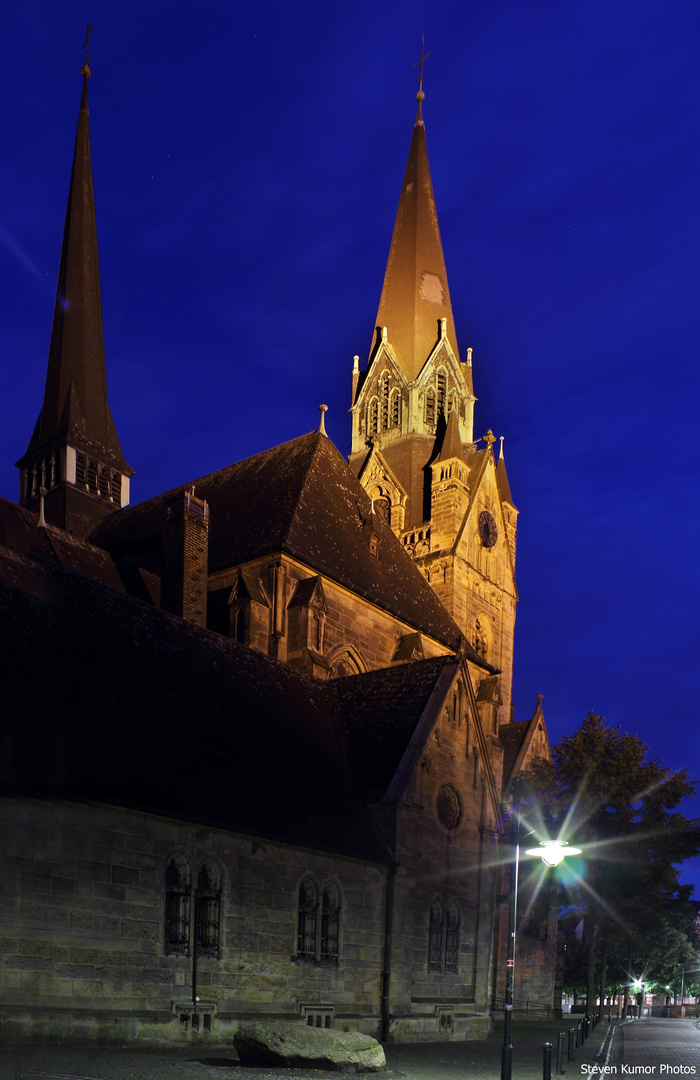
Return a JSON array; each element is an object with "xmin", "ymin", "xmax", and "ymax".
[
  {"xmin": 425, "ymin": 389, "xmax": 436, "ymax": 425},
  {"xmin": 321, "ymin": 882, "xmax": 340, "ymax": 963},
  {"xmin": 165, "ymin": 854, "xmax": 191, "ymax": 955},
  {"xmin": 196, "ymin": 860, "xmax": 222, "ymax": 957},
  {"xmin": 297, "ymin": 877, "xmax": 341, "ymax": 963},
  {"xmin": 297, "ymin": 877, "xmax": 318, "ymax": 960},
  {"xmin": 445, "ymin": 902, "xmax": 460, "ymax": 973},
  {"xmin": 381, "ymin": 376, "xmax": 390, "ymax": 431},
  {"xmin": 368, "ymin": 398, "xmax": 379, "ymax": 436},
  {"xmin": 429, "ymin": 898, "xmax": 460, "ymax": 973},
  {"xmin": 390, "ymin": 389, "xmax": 401, "ymax": 429},
  {"xmin": 437, "ymin": 371, "xmax": 447, "ymax": 416},
  {"xmin": 428, "ymin": 899, "xmax": 444, "ymax": 971}
]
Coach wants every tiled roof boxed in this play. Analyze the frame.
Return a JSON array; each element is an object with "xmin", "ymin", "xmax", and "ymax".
[{"xmin": 92, "ymin": 431, "xmax": 469, "ymax": 651}]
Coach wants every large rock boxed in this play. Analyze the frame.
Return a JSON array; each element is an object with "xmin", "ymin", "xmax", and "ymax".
[{"xmin": 233, "ymin": 1021, "xmax": 386, "ymax": 1072}]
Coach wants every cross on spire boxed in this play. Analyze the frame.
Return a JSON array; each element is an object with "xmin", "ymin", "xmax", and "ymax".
[
  {"xmin": 82, "ymin": 23, "xmax": 93, "ymax": 78},
  {"xmin": 412, "ymin": 35, "xmax": 431, "ymax": 92}
]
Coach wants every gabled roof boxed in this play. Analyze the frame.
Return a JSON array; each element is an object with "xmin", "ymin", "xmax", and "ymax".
[
  {"xmin": 373, "ymin": 98, "xmax": 462, "ymax": 385},
  {"xmin": 92, "ymin": 430, "xmax": 472, "ymax": 652},
  {"xmin": 18, "ymin": 74, "xmax": 130, "ymax": 475}
]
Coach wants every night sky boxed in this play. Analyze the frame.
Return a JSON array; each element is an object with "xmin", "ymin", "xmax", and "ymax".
[{"xmin": 2, "ymin": 3, "xmax": 699, "ymax": 890}]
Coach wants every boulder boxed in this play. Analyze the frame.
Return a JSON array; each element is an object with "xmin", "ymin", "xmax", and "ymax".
[{"xmin": 233, "ymin": 1021, "xmax": 386, "ymax": 1072}]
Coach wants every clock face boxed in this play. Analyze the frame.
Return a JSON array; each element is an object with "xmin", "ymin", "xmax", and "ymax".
[{"xmin": 478, "ymin": 510, "xmax": 498, "ymax": 548}]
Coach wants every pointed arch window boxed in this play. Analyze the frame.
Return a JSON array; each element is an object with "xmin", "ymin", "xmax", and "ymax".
[
  {"xmin": 429, "ymin": 899, "xmax": 444, "ymax": 971},
  {"xmin": 428, "ymin": 897, "xmax": 460, "ymax": 973},
  {"xmin": 196, "ymin": 860, "xmax": 222, "ymax": 957},
  {"xmin": 297, "ymin": 877, "xmax": 318, "ymax": 960},
  {"xmin": 390, "ymin": 389, "xmax": 401, "ymax": 428},
  {"xmin": 297, "ymin": 876, "xmax": 341, "ymax": 964},
  {"xmin": 381, "ymin": 376, "xmax": 391, "ymax": 431},
  {"xmin": 368, "ymin": 398, "xmax": 379, "ymax": 436},
  {"xmin": 165, "ymin": 854, "xmax": 191, "ymax": 955},
  {"xmin": 321, "ymin": 882, "xmax": 340, "ymax": 962},
  {"xmin": 437, "ymin": 371, "xmax": 447, "ymax": 417},
  {"xmin": 445, "ymin": 902, "xmax": 460, "ymax": 973},
  {"xmin": 425, "ymin": 389, "xmax": 436, "ymax": 425}
]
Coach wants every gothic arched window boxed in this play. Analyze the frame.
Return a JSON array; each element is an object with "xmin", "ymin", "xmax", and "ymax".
[
  {"xmin": 390, "ymin": 389, "xmax": 401, "ymax": 428},
  {"xmin": 437, "ymin": 371, "xmax": 447, "ymax": 416},
  {"xmin": 320, "ymin": 882, "xmax": 340, "ymax": 963},
  {"xmin": 297, "ymin": 877, "xmax": 318, "ymax": 960},
  {"xmin": 381, "ymin": 375, "xmax": 390, "ymax": 431},
  {"xmin": 165, "ymin": 854, "xmax": 191, "ymax": 955},
  {"xmin": 445, "ymin": 902, "xmax": 460, "ymax": 973},
  {"xmin": 368, "ymin": 398, "xmax": 379, "ymax": 436},
  {"xmin": 425, "ymin": 389, "xmax": 436, "ymax": 425},
  {"xmin": 428, "ymin": 899, "xmax": 444, "ymax": 971},
  {"xmin": 196, "ymin": 860, "xmax": 222, "ymax": 957}
]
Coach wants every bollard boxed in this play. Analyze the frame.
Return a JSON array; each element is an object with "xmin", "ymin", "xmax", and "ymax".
[
  {"xmin": 543, "ymin": 1041, "xmax": 553, "ymax": 1080},
  {"xmin": 568, "ymin": 1027, "xmax": 575, "ymax": 1063},
  {"xmin": 557, "ymin": 1031, "xmax": 564, "ymax": 1075},
  {"xmin": 576, "ymin": 1019, "xmax": 582, "ymax": 1049}
]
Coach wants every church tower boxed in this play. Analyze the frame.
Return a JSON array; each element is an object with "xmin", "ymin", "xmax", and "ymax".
[
  {"xmin": 350, "ymin": 70, "xmax": 519, "ymax": 710},
  {"xmin": 16, "ymin": 46, "xmax": 132, "ymax": 538}
]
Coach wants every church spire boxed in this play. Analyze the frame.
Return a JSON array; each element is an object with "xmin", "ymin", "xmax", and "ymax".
[
  {"xmin": 17, "ymin": 39, "xmax": 133, "ymax": 537},
  {"xmin": 372, "ymin": 62, "xmax": 460, "ymax": 385}
]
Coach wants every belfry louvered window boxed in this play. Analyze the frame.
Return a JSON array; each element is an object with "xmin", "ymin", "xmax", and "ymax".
[
  {"xmin": 390, "ymin": 389, "xmax": 401, "ymax": 428},
  {"xmin": 437, "ymin": 371, "xmax": 447, "ymax": 416},
  {"xmin": 381, "ymin": 377, "xmax": 390, "ymax": 431}
]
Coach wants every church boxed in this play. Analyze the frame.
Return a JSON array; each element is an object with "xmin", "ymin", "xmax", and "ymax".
[{"xmin": 0, "ymin": 52, "xmax": 558, "ymax": 1045}]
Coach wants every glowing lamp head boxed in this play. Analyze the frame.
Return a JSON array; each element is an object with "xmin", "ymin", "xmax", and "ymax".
[{"xmin": 524, "ymin": 840, "xmax": 582, "ymax": 867}]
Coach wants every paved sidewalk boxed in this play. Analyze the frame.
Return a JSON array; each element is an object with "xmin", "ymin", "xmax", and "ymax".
[
  {"xmin": 3, "ymin": 1016, "xmax": 695, "ymax": 1080},
  {"xmin": 615, "ymin": 1017, "xmax": 700, "ymax": 1072}
]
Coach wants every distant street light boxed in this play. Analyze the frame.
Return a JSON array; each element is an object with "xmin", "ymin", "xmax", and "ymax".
[{"xmin": 501, "ymin": 816, "xmax": 582, "ymax": 1080}]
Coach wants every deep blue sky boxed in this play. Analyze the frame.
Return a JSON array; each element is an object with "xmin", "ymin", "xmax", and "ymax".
[{"xmin": 2, "ymin": 3, "xmax": 700, "ymax": 890}]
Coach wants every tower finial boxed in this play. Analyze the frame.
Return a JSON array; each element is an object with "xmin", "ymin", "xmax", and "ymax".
[
  {"xmin": 499, "ymin": 435, "xmax": 505, "ymax": 460},
  {"xmin": 81, "ymin": 23, "xmax": 93, "ymax": 78},
  {"xmin": 412, "ymin": 35, "xmax": 431, "ymax": 125},
  {"xmin": 318, "ymin": 404, "xmax": 328, "ymax": 435}
]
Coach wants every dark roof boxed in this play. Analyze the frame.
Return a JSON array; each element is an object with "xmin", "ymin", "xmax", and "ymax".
[
  {"xmin": 333, "ymin": 656, "xmax": 458, "ymax": 800},
  {"xmin": 498, "ymin": 719, "xmax": 531, "ymax": 787},
  {"xmin": 92, "ymin": 430, "xmax": 468, "ymax": 651},
  {"xmin": 0, "ymin": 497, "xmax": 158, "ymax": 604},
  {"xmin": 0, "ymin": 543, "xmax": 388, "ymax": 863}
]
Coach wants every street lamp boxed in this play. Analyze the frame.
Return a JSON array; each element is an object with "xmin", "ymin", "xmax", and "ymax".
[{"xmin": 501, "ymin": 818, "xmax": 582, "ymax": 1080}]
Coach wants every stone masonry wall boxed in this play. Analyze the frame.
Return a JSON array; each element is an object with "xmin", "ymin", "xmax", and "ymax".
[
  {"xmin": 380, "ymin": 677, "xmax": 499, "ymax": 1042},
  {"xmin": 0, "ymin": 797, "xmax": 386, "ymax": 1044}
]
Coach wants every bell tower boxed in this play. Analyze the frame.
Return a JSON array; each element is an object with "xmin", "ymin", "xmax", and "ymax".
[
  {"xmin": 350, "ymin": 63, "xmax": 519, "ymax": 709},
  {"xmin": 16, "ymin": 35, "xmax": 133, "ymax": 538}
]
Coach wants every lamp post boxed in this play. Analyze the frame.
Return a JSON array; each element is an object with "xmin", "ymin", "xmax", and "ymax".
[{"xmin": 500, "ymin": 816, "xmax": 581, "ymax": 1080}]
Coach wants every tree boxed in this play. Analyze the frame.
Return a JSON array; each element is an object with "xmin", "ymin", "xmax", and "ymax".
[{"xmin": 526, "ymin": 713, "xmax": 700, "ymax": 1016}]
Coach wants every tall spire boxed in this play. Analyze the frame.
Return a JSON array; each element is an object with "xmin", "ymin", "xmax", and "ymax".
[
  {"xmin": 372, "ymin": 61, "xmax": 459, "ymax": 384},
  {"xmin": 17, "ymin": 38, "xmax": 132, "ymax": 536}
]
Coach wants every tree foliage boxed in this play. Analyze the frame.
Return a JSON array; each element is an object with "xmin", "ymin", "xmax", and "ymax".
[{"xmin": 526, "ymin": 713, "xmax": 700, "ymax": 1008}]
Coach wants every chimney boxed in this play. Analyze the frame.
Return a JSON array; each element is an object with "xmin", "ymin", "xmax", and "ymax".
[{"xmin": 161, "ymin": 488, "xmax": 209, "ymax": 627}]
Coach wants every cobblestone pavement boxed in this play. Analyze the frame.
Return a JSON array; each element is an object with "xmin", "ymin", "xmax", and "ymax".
[
  {"xmin": 2, "ymin": 1017, "xmax": 697, "ymax": 1080},
  {"xmin": 614, "ymin": 1017, "xmax": 700, "ymax": 1073}
]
